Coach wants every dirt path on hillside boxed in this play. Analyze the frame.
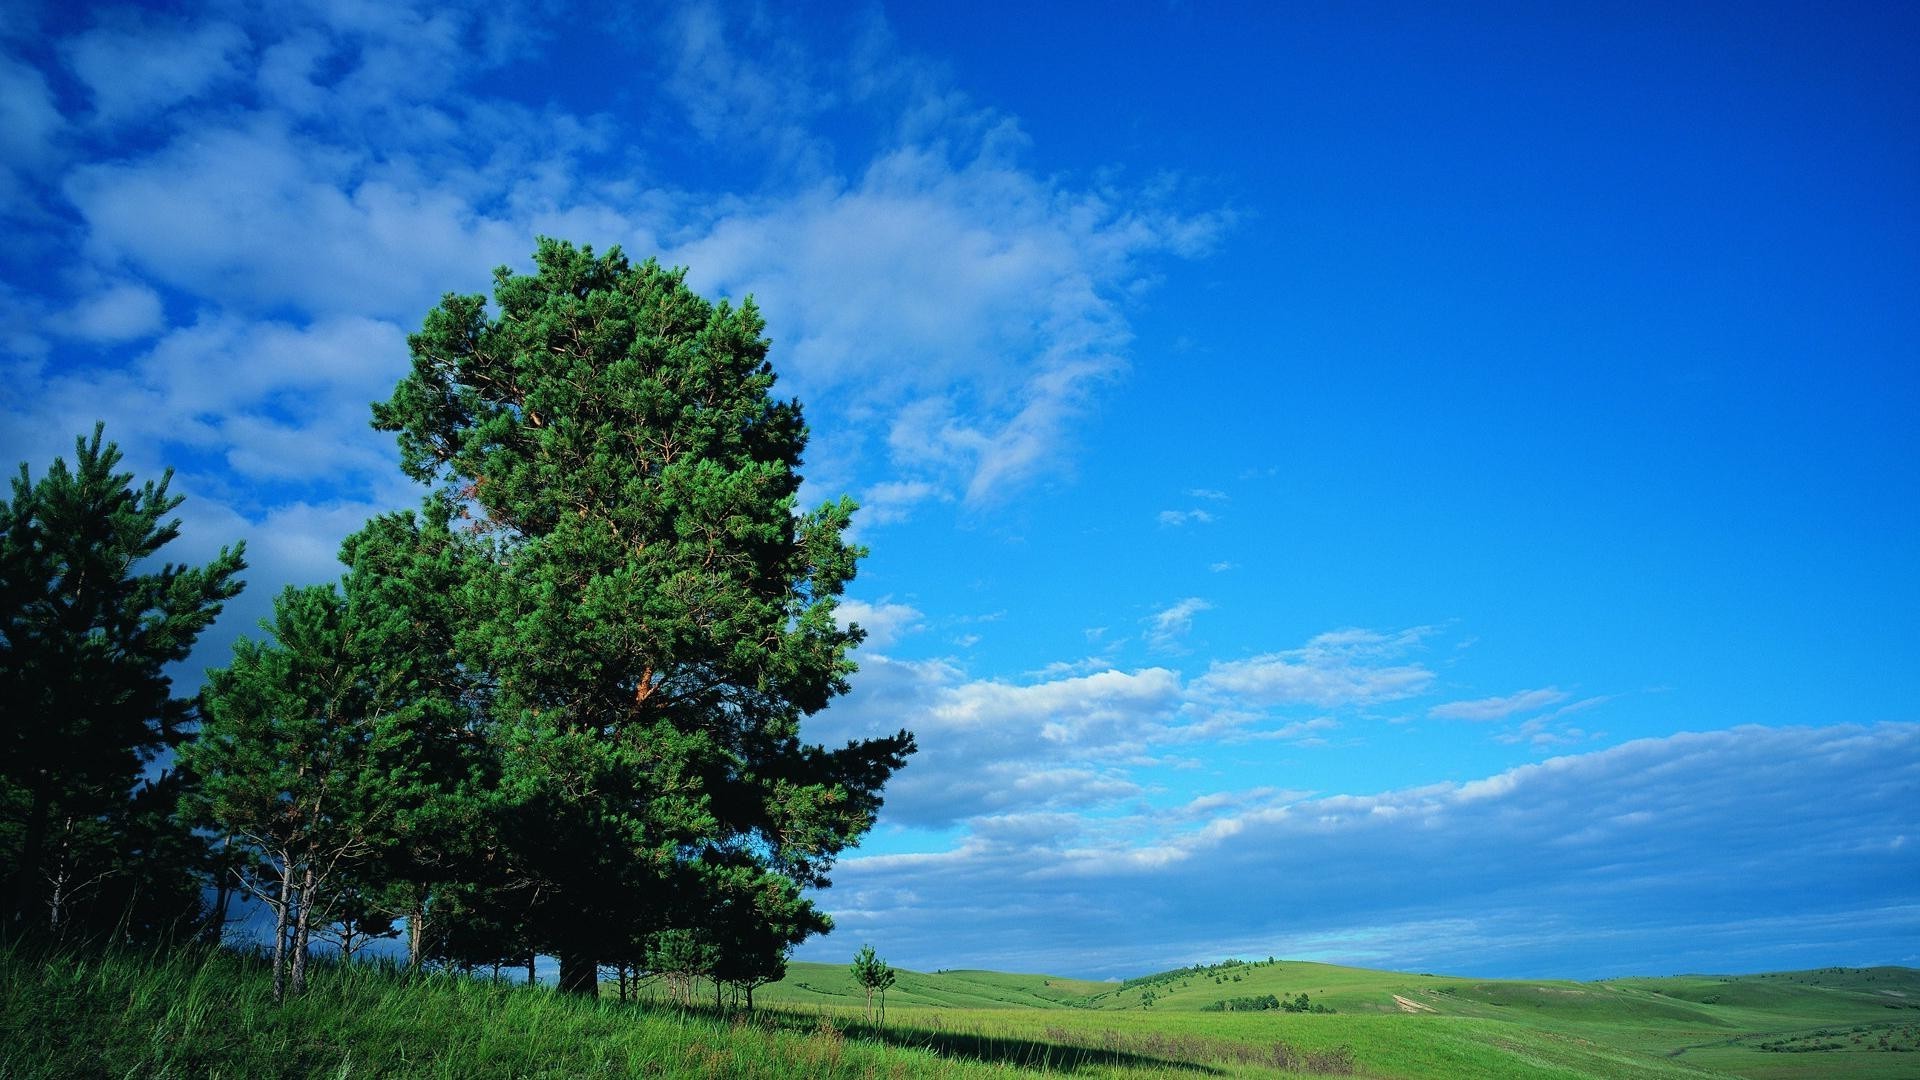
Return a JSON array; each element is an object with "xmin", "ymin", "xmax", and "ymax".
[{"xmin": 1393, "ymin": 994, "xmax": 1437, "ymax": 1013}]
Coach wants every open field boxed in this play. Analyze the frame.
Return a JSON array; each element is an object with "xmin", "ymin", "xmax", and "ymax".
[
  {"xmin": 759, "ymin": 958, "xmax": 1920, "ymax": 1078},
  {"xmin": 5, "ymin": 943, "xmax": 1915, "ymax": 1078}
]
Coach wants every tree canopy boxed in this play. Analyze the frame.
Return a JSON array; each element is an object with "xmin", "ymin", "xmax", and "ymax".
[
  {"xmin": 371, "ymin": 238, "xmax": 914, "ymax": 993},
  {"xmin": 0, "ymin": 424, "xmax": 246, "ymax": 938}
]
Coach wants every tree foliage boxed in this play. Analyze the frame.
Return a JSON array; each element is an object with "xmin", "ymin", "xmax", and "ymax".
[
  {"xmin": 187, "ymin": 508, "xmax": 482, "ymax": 998},
  {"xmin": 851, "ymin": 943, "xmax": 897, "ymax": 1023},
  {"xmin": 6, "ymin": 239, "xmax": 913, "ymax": 1010},
  {"xmin": 0, "ymin": 425, "xmax": 245, "ymax": 937},
  {"xmin": 371, "ymin": 238, "xmax": 914, "ymax": 993}
]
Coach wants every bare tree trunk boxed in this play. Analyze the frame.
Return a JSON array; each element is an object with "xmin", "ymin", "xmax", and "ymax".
[
  {"xmin": 407, "ymin": 890, "xmax": 428, "ymax": 969},
  {"xmin": 289, "ymin": 862, "xmax": 316, "ymax": 997},
  {"xmin": 45, "ymin": 817, "xmax": 72, "ymax": 936},
  {"xmin": 528, "ymin": 953, "xmax": 537, "ymax": 984},
  {"xmin": 270, "ymin": 859, "xmax": 294, "ymax": 1004}
]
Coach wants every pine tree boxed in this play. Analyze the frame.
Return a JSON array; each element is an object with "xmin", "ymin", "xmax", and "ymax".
[
  {"xmin": 188, "ymin": 509, "xmax": 481, "ymax": 998},
  {"xmin": 0, "ymin": 425, "xmax": 245, "ymax": 936},
  {"xmin": 373, "ymin": 239, "xmax": 914, "ymax": 994}
]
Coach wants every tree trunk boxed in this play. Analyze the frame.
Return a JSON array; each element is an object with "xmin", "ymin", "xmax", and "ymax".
[
  {"xmin": 408, "ymin": 889, "xmax": 428, "ymax": 969},
  {"xmin": 558, "ymin": 952, "xmax": 598, "ymax": 996},
  {"xmin": 45, "ymin": 817, "xmax": 73, "ymax": 936},
  {"xmin": 527, "ymin": 953, "xmax": 537, "ymax": 985},
  {"xmin": 289, "ymin": 862, "xmax": 316, "ymax": 997},
  {"xmin": 270, "ymin": 860, "xmax": 294, "ymax": 1004}
]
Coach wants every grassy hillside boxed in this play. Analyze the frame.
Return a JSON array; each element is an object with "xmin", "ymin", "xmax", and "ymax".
[
  {"xmin": 758, "ymin": 956, "xmax": 1920, "ymax": 1078},
  {"xmin": 6, "ymin": 941, "xmax": 1915, "ymax": 1078}
]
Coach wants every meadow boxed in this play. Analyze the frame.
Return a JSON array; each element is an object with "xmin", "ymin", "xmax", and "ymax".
[{"xmin": 4, "ymin": 942, "xmax": 1915, "ymax": 1078}]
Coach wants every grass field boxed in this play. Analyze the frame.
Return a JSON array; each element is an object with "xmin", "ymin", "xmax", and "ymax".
[{"xmin": 5, "ymin": 942, "xmax": 1915, "ymax": 1078}]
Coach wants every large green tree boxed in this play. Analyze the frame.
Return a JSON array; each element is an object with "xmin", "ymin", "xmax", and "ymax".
[
  {"xmin": 0, "ymin": 425, "xmax": 245, "ymax": 936},
  {"xmin": 373, "ymin": 238, "xmax": 913, "ymax": 994}
]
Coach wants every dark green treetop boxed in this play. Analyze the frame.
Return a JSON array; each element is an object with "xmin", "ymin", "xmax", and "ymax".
[
  {"xmin": 0, "ymin": 424, "xmax": 245, "ymax": 934},
  {"xmin": 372, "ymin": 238, "xmax": 913, "ymax": 990}
]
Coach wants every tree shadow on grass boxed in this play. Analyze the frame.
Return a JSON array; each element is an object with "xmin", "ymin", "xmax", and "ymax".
[
  {"xmin": 651, "ymin": 1002, "xmax": 1222, "ymax": 1075},
  {"xmin": 836, "ymin": 1017, "xmax": 1226, "ymax": 1075}
]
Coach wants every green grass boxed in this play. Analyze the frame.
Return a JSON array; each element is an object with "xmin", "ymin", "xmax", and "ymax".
[{"xmin": 6, "ymin": 942, "xmax": 1915, "ymax": 1078}]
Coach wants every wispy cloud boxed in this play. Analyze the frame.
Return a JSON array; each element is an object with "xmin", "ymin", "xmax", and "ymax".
[
  {"xmin": 1430, "ymin": 687, "xmax": 1569, "ymax": 721},
  {"xmin": 1156, "ymin": 507, "xmax": 1214, "ymax": 526},
  {"xmin": 1146, "ymin": 597, "xmax": 1211, "ymax": 652},
  {"xmin": 1194, "ymin": 628, "xmax": 1435, "ymax": 709}
]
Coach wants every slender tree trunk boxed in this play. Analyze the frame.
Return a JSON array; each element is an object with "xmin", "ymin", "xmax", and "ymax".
[
  {"xmin": 289, "ymin": 862, "xmax": 316, "ymax": 997},
  {"xmin": 558, "ymin": 951, "xmax": 598, "ymax": 996},
  {"xmin": 408, "ymin": 889, "xmax": 428, "ymax": 969},
  {"xmin": 45, "ymin": 817, "xmax": 74, "ymax": 936},
  {"xmin": 270, "ymin": 860, "xmax": 294, "ymax": 1004}
]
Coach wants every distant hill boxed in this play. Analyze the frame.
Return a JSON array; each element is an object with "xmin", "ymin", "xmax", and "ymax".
[
  {"xmin": 11, "ymin": 940, "xmax": 1914, "ymax": 1078},
  {"xmin": 760, "ymin": 957, "xmax": 1920, "ymax": 1076}
]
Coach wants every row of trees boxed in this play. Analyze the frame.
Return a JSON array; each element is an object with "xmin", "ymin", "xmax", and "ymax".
[{"xmin": 1, "ymin": 239, "xmax": 915, "ymax": 1005}]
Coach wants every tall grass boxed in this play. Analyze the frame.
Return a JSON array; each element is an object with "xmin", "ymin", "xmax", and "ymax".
[
  {"xmin": 1, "ymin": 942, "xmax": 992, "ymax": 1078},
  {"xmin": 4, "ymin": 943, "xmax": 1374, "ymax": 1077}
]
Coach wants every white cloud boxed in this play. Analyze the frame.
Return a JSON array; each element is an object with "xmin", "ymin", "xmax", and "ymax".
[
  {"xmin": 65, "ymin": 16, "xmax": 250, "ymax": 125},
  {"xmin": 1145, "ymin": 596, "xmax": 1211, "ymax": 652},
  {"xmin": 813, "ymin": 656, "xmax": 1184, "ymax": 829},
  {"xmin": 1156, "ymin": 507, "xmax": 1213, "ymax": 526},
  {"xmin": 1194, "ymin": 628, "xmax": 1435, "ymax": 709},
  {"xmin": 1429, "ymin": 686, "xmax": 1569, "ymax": 721},
  {"xmin": 837, "ymin": 597, "xmax": 924, "ymax": 650},
  {"xmin": 857, "ymin": 480, "xmax": 945, "ymax": 526},
  {"xmin": 0, "ymin": 55, "xmax": 62, "ymax": 173},
  {"xmin": 805, "ymin": 723, "xmax": 1920, "ymax": 979},
  {"xmin": 61, "ymin": 282, "xmax": 163, "ymax": 343}
]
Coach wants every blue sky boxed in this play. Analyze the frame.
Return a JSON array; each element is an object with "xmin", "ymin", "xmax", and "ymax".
[{"xmin": 2, "ymin": 0, "xmax": 1914, "ymax": 981}]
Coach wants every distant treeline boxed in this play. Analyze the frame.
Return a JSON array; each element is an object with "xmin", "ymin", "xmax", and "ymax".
[{"xmin": 1200, "ymin": 992, "xmax": 1333, "ymax": 1013}]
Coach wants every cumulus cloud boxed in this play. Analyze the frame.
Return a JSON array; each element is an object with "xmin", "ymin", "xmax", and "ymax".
[
  {"xmin": 837, "ymin": 597, "xmax": 925, "ymax": 650},
  {"xmin": 812, "ymin": 656, "xmax": 1185, "ymax": 829},
  {"xmin": 804, "ymin": 723, "xmax": 1920, "ymax": 979}
]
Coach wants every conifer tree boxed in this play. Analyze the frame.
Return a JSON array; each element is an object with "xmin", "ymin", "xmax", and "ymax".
[
  {"xmin": 188, "ymin": 508, "xmax": 480, "ymax": 998},
  {"xmin": 0, "ymin": 425, "xmax": 245, "ymax": 936},
  {"xmin": 373, "ymin": 238, "xmax": 914, "ymax": 994}
]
